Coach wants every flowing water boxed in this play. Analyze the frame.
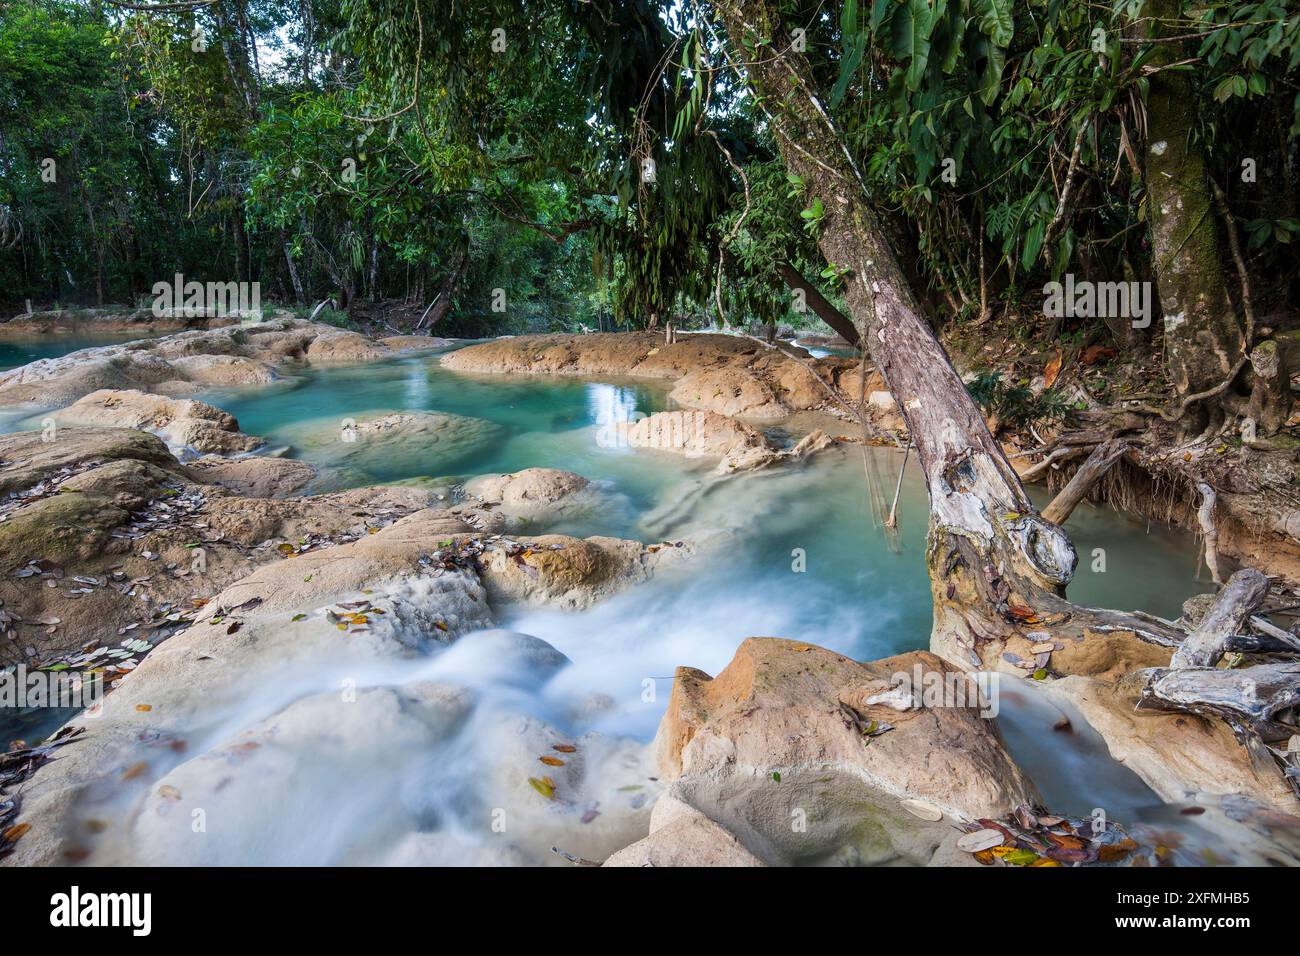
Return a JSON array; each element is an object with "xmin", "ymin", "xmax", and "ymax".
[{"xmin": 1, "ymin": 343, "xmax": 1244, "ymax": 864}]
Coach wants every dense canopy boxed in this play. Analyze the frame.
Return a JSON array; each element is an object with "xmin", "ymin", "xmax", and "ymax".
[{"xmin": 1, "ymin": 0, "xmax": 1297, "ymax": 411}]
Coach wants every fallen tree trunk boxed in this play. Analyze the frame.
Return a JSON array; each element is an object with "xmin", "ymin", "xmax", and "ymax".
[
  {"xmin": 1040, "ymin": 439, "xmax": 1129, "ymax": 525},
  {"xmin": 1172, "ymin": 568, "xmax": 1270, "ymax": 668},
  {"xmin": 1140, "ymin": 662, "xmax": 1300, "ymax": 743}
]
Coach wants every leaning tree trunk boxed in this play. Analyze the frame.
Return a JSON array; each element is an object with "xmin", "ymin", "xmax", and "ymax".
[
  {"xmin": 281, "ymin": 233, "xmax": 305, "ymax": 307},
  {"xmin": 425, "ymin": 243, "xmax": 469, "ymax": 329},
  {"xmin": 1142, "ymin": 0, "xmax": 1244, "ymax": 417},
  {"xmin": 712, "ymin": 0, "xmax": 1184, "ymax": 670},
  {"xmin": 775, "ymin": 261, "xmax": 862, "ymax": 349}
]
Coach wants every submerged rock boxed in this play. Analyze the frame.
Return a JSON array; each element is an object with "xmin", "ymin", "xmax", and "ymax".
[
  {"xmin": 617, "ymin": 409, "xmax": 833, "ymax": 475},
  {"xmin": 618, "ymin": 409, "xmax": 769, "ymax": 460},
  {"xmin": 287, "ymin": 410, "xmax": 503, "ymax": 480}
]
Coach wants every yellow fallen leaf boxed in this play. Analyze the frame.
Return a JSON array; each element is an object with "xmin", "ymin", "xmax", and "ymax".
[
  {"xmin": 2, "ymin": 823, "xmax": 31, "ymax": 843},
  {"xmin": 135, "ymin": 704, "xmax": 152, "ymax": 712},
  {"xmin": 539, "ymin": 756, "xmax": 565, "ymax": 767}
]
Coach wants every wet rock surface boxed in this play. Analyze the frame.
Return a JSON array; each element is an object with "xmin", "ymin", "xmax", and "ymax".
[
  {"xmin": 0, "ymin": 318, "xmax": 450, "ymax": 409},
  {"xmin": 638, "ymin": 638, "xmax": 1039, "ymax": 865},
  {"xmin": 52, "ymin": 389, "xmax": 264, "ymax": 458},
  {"xmin": 441, "ymin": 332, "xmax": 876, "ymax": 424}
]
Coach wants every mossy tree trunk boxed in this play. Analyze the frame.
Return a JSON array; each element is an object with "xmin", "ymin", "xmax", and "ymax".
[{"xmin": 1142, "ymin": 0, "xmax": 1245, "ymax": 418}]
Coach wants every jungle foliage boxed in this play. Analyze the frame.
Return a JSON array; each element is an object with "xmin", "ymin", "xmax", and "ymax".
[{"xmin": 0, "ymin": 0, "xmax": 1297, "ymax": 365}]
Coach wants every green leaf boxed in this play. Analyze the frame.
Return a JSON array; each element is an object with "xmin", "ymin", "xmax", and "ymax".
[
  {"xmin": 1021, "ymin": 219, "xmax": 1045, "ymax": 270},
  {"xmin": 889, "ymin": 0, "xmax": 938, "ymax": 92},
  {"xmin": 979, "ymin": 42, "xmax": 1007, "ymax": 105},
  {"xmin": 800, "ymin": 197, "xmax": 825, "ymax": 221},
  {"xmin": 976, "ymin": 0, "xmax": 1015, "ymax": 47}
]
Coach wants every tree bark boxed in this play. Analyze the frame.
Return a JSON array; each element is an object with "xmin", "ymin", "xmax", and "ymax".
[
  {"xmin": 426, "ymin": 243, "xmax": 469, "ymax": 328},
  {"xmin": 1142, "ymin": 0, "xmax": 1244, "ymax": 409},
  {"xmin": 281, "ymin": 234, "xmax": 305, "ymax": 306}
]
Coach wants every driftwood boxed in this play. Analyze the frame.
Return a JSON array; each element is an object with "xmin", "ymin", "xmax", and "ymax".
[
  {"xmin": 1171, "ymin": 569, "xmax": 1269, "ymax": 668},
  {"xmin": 1138, "ymin": 568, "xmax": 1299, "ymax": 795},
  {"xmin": 1139, "ymin": 662, "xmax": 1300, "ymax": 742},
  {"xmin": 1224, "ymin": 632, "xmax": 1300, "ymax": 655},
  {"xmin": 1248, "ymin": 614, "xmax": 1300, "ymax": 653},
  {"xmin": 1041, "ymin": 438, "xmax": 1129, "ymax": 525}
]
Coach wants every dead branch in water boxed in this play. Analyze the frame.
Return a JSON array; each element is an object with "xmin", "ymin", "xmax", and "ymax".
[
  {"xmin": 1139, "ymin": 662, "xmax": 1300, "ymax": 743},
  {"xmin": 1041, "ymin": 438, "xmax": 1129, "ymax": 526}
]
